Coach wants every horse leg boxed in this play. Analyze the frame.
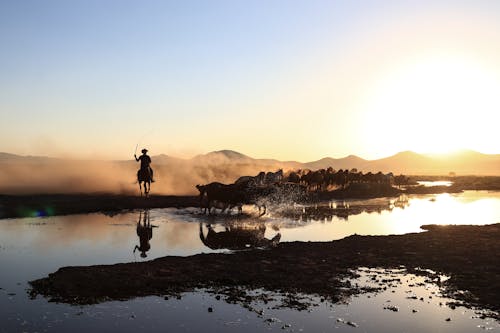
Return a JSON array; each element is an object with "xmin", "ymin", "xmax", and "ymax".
[{"xmin": 139, "ymin": 181, "xmax": 143, "ymax": 197}]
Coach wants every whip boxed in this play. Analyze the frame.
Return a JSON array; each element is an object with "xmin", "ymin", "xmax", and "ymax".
[{"xmin": 134, "ymin": 129, "xmax": 156, "ymax": 156}]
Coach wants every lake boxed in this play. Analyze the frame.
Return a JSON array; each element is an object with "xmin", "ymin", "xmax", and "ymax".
[{"xmin": 0, "ymin": 191, "xmax": 499, "ymax": 332}]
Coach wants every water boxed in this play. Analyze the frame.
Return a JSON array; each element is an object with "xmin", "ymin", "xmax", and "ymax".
[
  {"xmin": 0, "ymin": 191, "xmax": 499, "ymax": 332},
  {"xmin": 417, "ymin": 180, "xmax": 453, "ymax": 187}
]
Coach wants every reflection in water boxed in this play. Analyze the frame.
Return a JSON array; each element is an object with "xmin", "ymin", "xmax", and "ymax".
[
  {"xmin": 417, "ymin": 180, "xmax": 453, "ymax": 187},
  {"xmin": 391, "ymin": 194, "xmax": 410, "ymax": 209},
  {"xmin": 133, "ymin": 210, "xmax": 157, "ymax": 258},
  {"xmin": 276, "ymin": 195, "xmax": 411, "ymax": 222},
  {"xmin": 0, "ymin": 192, "xmax": 499, "ymax": 332},
  {"xmin": 199, "ymin": 222, "xmax": 281, "ymax": 250}
]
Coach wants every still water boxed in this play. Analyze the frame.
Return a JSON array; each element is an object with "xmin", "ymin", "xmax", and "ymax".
[{"xmin": 0, "ymin": 191, "xmax": 499, "ymax": 332}]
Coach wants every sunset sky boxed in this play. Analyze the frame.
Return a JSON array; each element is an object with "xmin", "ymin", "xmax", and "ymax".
[{"xmin": 1, "ymin": 0, "xmax": 499, "ymax": 161}]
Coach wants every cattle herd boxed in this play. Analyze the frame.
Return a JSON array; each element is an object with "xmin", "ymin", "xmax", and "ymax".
[
  {"xmin": 286, "ymin": 168, "xmax": 410, "ymax": 191},
  {"xmin": 196, "ymin": 168, "xmax": 410, "ymax": 215}
]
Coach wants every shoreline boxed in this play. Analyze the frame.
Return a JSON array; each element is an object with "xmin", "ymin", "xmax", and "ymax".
[
  {"xmin": 2, "ymin": 185, "xmax": 498, "ymax": 219},
  {"xmin": 29, "ymin": 224, "xmax": 500, "ymax": 319},
  {"xmin": 0, "ymin": 194, "xmax": 199, "ymax": 219}
]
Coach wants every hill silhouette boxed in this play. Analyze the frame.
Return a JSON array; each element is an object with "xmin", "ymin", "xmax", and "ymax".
[{"xmin": 150, "ymin": 149, "xmax": 499, "ymax": 176}]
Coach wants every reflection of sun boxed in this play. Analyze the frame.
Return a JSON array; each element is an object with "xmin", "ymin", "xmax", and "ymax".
[{"xmin": 360, "ymin": 54, "xmax": 500, "ymax": 157}]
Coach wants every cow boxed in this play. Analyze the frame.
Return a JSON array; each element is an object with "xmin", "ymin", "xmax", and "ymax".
[{"xmin": 196, "ymin": 181, "xmax": 273, "ymax": 216}]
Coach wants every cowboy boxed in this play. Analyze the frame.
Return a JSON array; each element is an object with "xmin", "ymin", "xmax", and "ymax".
[{"xmin": 134, "ymin": 148, "xmax": 155, "ymax": 182}]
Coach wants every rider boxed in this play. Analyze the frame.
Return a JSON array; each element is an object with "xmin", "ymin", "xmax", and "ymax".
[{"xmin": 134, "ymin": 148, "xmax": 155, "ymax": 182}]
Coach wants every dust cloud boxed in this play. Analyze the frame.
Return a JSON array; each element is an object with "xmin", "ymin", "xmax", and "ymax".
[{"xmin": 0, "ymin": 153, "xmax": 288, "ymax": 195}]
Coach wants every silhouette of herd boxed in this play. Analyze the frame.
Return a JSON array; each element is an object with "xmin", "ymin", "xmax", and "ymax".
[
  {"xmin": 196, "ymin": 168, "xmax": 409, "ymax": 215},
  {"xmin": 285, "ymin": 168, "xmax": 409, "ymax": 191}
]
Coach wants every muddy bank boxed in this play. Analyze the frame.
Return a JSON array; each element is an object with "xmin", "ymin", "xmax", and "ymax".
[
  {"xmin": 1, "ymin": 179, "xmax": 498, "ymax": 219},
  {"xmin": 0, "ymin": 194, "xmax": 199, "ymax": 219},
  {"xmin": 30, "ymin": 224, "xmax": 500, "ymax": 318},
  {"xmin": 2, "ymin": 176, "xmax": 499, "ymax": 219}
]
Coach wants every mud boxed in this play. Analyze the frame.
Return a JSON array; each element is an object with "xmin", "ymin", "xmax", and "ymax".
[
  {"xmin": 29, "ymin": 224, "xmax": 500, "ymax": 319},
  {"xmin": 0, "ymin": 194, "xmax": 199, "ymax": 219}
]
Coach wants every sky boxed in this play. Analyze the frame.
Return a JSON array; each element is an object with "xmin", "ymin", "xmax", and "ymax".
[{"xmin": 1, "ymin": 0, "xmax": 499, "ymax": 162}]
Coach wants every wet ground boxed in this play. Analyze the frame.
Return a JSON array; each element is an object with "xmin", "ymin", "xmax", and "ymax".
[
  {"xmin": 1, "ymin": 190, "xmax": 499, "ymax": 332},
  {"xmin": 1, "ymin": 177, "xmax": 499, "ymax": 219},
  {"xmin": 5, "ymin": 269, "xmax": 499, "ymax": 332},
  {"xmin": 29, "ymin": 223, "xmax": 500, "ymax": 319}
]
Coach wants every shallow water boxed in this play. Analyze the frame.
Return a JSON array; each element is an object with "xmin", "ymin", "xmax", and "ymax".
[
  {"xmin": 417, "ymin": 180, "xmax": 453, "ymax": 187},
  {"xmin": 0, "ymin": 191, "xmax": 499, "ymax": 332}
]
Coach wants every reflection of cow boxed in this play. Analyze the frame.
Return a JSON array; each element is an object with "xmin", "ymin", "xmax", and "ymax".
[
  {"xmin": 199, "ymin": 222, "xmax": 281, "ymax": 251},
  {"xmin": 133, "ymin": 210, "xmax": 155, "ymax": 258}
]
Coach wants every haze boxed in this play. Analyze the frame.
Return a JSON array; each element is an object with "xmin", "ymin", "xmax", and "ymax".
[{"xmin": 1, "ymin": 150, "xmax": 498, "ymax": 195}]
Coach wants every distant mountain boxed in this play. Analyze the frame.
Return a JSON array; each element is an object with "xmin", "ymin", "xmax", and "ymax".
[
  {"xmin": 170, "ymin": 149, "xmax": 500, "ymax": 175},
  {"xmin": 358, "ymin": 150, "xmax": 500, "ymax": 175},
  {"xmin": 191, "ymin": 150, "xmax": 252, "ymax": 165},
  {"xmin": 304, "ymin": 155, "xmax": 368, "ymax": 171},
  {"xmin": 188, "ymin": 150, "xmax": 302, "ymax": 171},
  {"xmin": 211, "ymin": 150, "xmax": 250, "ymax": 160},
  {"xmin": 151, "ymin": 154, "xmax": 187, "ymax": 165},
  {"xmin": 0, "ymin": 152, "xmax": 54, "ymax": 163},
  {"xmin": 0, "ymin": 152, "xmax": 21, "ymax": 160},
  {"xmin": 367, "ymin": 151, "xmax": 433, "ymax": 174},
  {"xmin": 1, "ymin": 149, "xmax": 499, "ymax": 176}
]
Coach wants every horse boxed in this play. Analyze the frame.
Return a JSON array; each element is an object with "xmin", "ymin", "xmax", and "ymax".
[{"xmin": 137, "ymin": 168, "xmax": 152, "ymax": 197}]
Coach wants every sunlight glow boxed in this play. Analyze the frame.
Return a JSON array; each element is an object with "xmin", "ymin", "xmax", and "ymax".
[{"xmin": 360, "ymin": 55, "xmax": 500, "ymax": 156}]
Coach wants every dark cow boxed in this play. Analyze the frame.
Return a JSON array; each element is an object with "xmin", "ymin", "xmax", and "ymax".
[{"xmin": 196, "ymin": 181, "xmax": 273, "ymax": 216}]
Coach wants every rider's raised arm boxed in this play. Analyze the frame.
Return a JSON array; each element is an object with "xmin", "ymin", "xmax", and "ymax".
[{"xmin": 134, "ymin": 154, "xmax": 140, "ymax": 162}]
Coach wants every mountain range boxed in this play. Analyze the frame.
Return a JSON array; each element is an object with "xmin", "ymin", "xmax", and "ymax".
[
  {"xmin": 2, "ymin": 149, "xmax": 499, "ymax": 176},
  {"xmin": 150, "ymin": 149, "xmax": 500, "ymax": 176},
  {"xmin": 0, "ymin": 149, "xmax": 498, "ymax": 195}
]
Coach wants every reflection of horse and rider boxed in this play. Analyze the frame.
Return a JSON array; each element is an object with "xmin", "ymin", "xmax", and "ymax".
[
  {"xmin": 134, "ymin": 148, "xmax": 155, "ymax": 196},
  {"xmin": 133, "ymin": 210, "xmax": 157, "ymax": 258}
]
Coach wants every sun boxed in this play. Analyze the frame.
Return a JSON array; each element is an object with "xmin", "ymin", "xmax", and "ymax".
[{"xmin": 359, "ymin": 54, "xmax": 500, "ymax": 157}]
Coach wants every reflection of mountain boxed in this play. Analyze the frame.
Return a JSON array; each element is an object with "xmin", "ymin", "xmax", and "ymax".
[
  {"xmin": 199, "ymin": 222, "xmax": 280, "ymax": 250},
  {"xmin": 0, "ymin": 149, "xmax": 498, "ymax": 194}
]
